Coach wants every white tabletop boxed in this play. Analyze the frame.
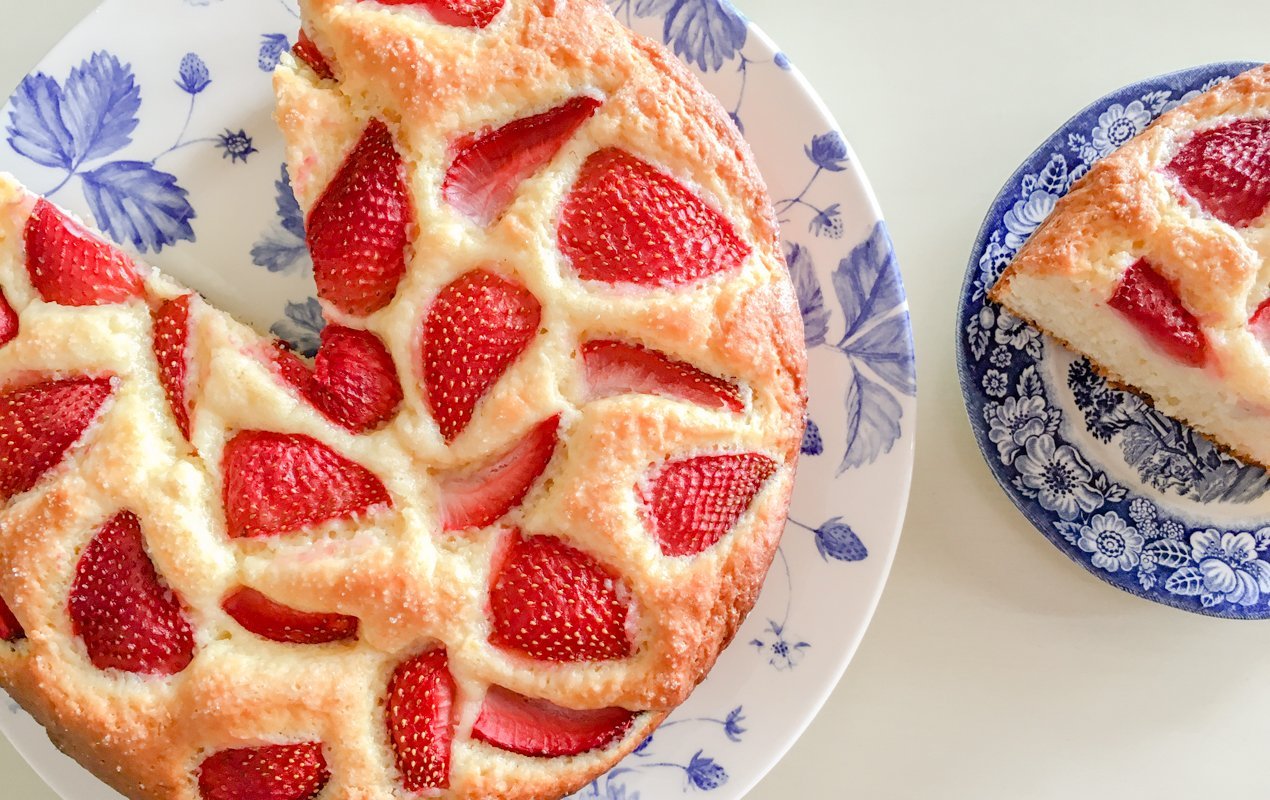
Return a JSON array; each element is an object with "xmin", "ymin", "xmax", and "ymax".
[{"xmin": 4, "ymin": 1, "xmax": 1270, "ymax": 798}]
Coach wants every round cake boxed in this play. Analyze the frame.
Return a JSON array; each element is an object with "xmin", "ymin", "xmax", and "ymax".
[{"xmin": 0, "ymin": 0, "xmax": 807, "ymax": 797}]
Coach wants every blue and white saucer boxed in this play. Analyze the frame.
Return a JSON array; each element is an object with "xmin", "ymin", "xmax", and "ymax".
[{"xmin": 958, "ymin": 62, "xmax": 1270, "ymax": 619}]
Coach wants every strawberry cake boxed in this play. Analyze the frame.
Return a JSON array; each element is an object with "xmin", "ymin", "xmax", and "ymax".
[
  {"xmin": 0, "ymin": 0, "xmax": 807, "ymax": 798},
  {"xmin": 992, "ymin": 64, "xmax": 1270, "ymax": 468}
]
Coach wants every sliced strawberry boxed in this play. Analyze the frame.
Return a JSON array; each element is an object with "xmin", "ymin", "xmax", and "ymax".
[
  {"xmin": 306, "ymin": 119, "xmax": 410, "ymax": 316},
  {"xmin": 444, "ymin": 96, "xmax": 601, "ymax": 226},
  {"xmin": 1251, "ymin": 298, "xmax": 1270, "ymax": 344},
  {"xmin": 197, "ymin": 742, "xmax": 330, "ymax": 800},
  {"xmin": 0, "ymin": 289, "xmax": 18, "ymax": 347},
  {"xmin": 270, "ymin": 326, "xmax": 403, "ymax": 433},
  {"xmin": 1107, "ymin": 258, "xmax": 1208, "ymax": 367},
  {"xmin": 0, "ymin": 596, "xmax": 23, "ymax": 642},
  {"xmin": 69, "ymin": 511, "xmax": 194, "ymax": 675},
  {"xmin": 1166, "ymin": 118, "xmax": 1270, "ymax": 227},
  {"xmin": 558, "ymin": 148, "xmax": 750, "ymax": 287},
  {"xmin": 370, "ymin": 0, "xmax": 505, "ymax": 28},
  {"xmin": 583, "ymin": 340, "xmax": 743, "ymax": 412},
  {"xmin": 641, "ymin": 453, "xmax": 777, "ymax": 557},
  {"xmin": 222, "ymin": 587, "xmax": 358, "ymax": 644},
  {"xmin": 153, "ymin": 294, "xmax": 194, "ymax": 441},
  {"xmin": 221, "ymin": 431, "xmax": 391, "ymax": 538},
  {"xmin": 472, "ymin": 685, "xmax": 636, "ymax": 757},
  {"xmin": 420, "ymin": 270, "xmax": 540, "ymax": 442},
  {"xmin": 0, "ymin": 376, "xmax": 114, "ymax": 502},
  {"xmin": 291, "ymin": 29, "xmax": 334, "ymax": 80},
  {"xmin": 439, "ymin": 416, "xmax": 559, "ymax": 530},
  {"xmin": 387, "ymin": 649, "xmax": 455, "ymax": 791},
  {"xmin": 24, "ymin": 199, "xmax": 143, "ymax": 306},
  {"xmin": 489, "ymin": 532, "xmax": 631, "ymax": 662}
]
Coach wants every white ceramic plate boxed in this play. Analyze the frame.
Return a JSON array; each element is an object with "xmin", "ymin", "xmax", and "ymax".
[{"xmin": 0, "ymin": 1, "xmax": 916, "ymax": 797}]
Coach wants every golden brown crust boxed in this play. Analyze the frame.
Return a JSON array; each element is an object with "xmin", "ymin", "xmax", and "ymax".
[{"xmin": 0, "ymin": 0, "xmax": 806, "ymax": 797}]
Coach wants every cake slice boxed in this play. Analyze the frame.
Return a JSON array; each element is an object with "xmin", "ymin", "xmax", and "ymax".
[{"xmin": 991, "ymin": 64, "xmax": 1270, "ymax": 468}]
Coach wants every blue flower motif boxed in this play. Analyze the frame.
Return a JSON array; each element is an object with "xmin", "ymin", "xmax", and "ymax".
[
  {"xmin": 804, "ymin": 131, "xmax": 848, "ymax": 172},
  {"xmin": 1077, "ymin": 512, "xmax": 1144, "ymax": 573},
  {"xmin": 1189, "ymin": 530, "xmax": 1270, "ymax": 606},
  {"xmin": 1091, "ymin": 100, "xmax": 1151, "ymax": 156},
  {"xmin": 271, "ymin": 298, "xmax": 325, "ymax": 357},
  {"xmin": 749, "ymin": 620, "xmax": 809, "ymax": 670},
  {"xmin": 1002, "ymin": 189, "xmax": 1058, "ymax": 250},
  {"xmin": 800, "ymin": 417, "xmax": 823, "ymax": 456},
  {"xmin": 993, "ymin": 309, "xmax": 1041, "ymax": 358},
  {"xmin": 811, "ymin": 517, "xmax": 868, "ymax": 562},
  {"xmin": 988, "ymin": 345, "xmax": 1011, "ymax": 368},
  {"xmin": 216, "ymin": 129, "xmax": 257, "ymax": 163},
  {"xmin": 640, "ymin": 0, "xmax": 747, "ymax": 72},
  {"xmin": 774, "ymin": 52, "xmax": 791, "ymax": 70},
  {"xmin": 809, "ymin": 202, "xmax": 843, "ymax": 238},
  {"xmin": 176, "ymin": 53, "xmax": 211, "ymax": 95},
  {"xmin": 983, "ymin": 394, "xmax": 1058, "ymax": 466},
  {"xmin": 259, "ymin": 33, "xmax": 291, "ymax": 71},
  {"xmin": 1012, "ymin": 434, "xmax": 1103, "ymax": 521},
  {"xmin": 685, "ymin": 751, "xmax": 728, "ymax": 790},
  {"xmin": 722, "ymin": 707, "xmax": 746, "ymax": 742},
  {"xmin": 982, "ymin": 369, "xmax": 1008, "ymax": 398}
]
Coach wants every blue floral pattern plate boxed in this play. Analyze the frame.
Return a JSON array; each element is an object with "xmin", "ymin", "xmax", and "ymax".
[
  {"xmin": 0, "ymin": 1, "xmax": 916, "ymax": 797},
  {"xmin": 958, "ymin": 61, "xmax": 1270, "ymax": 619}
]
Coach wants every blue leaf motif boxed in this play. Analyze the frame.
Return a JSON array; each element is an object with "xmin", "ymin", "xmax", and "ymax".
[
  {"xmin": 6, "ymin": 72, "xmax": 75, "ymax": 169},
  {"xmin": 80, "ymin": 161, "xmax": 195, "ymax": 253},
  {"xmin": 782, "ymin": 241, "xmax": 828, "ymax": 348},
  {"xmin": 274, "ymin": 165, "xmax": 305, "ymax": 240},
  {"xmin": 814, "ymin": 517, "xmax": 868, "ymax": 561},
  {"xmin": 60, "ymin": 52, "xmax": 141, "ymax": 164},
  {"xmin": 844, "ymin": 311, "xmax": 916, "ymax": 396},
  {"xmin": 653, "ymin": 0, "xmax": 747, "ymax": 72},
  {"xmin": 839, "ymin": 366, "xmax": 902, "ymax": 473},
  {"xmin": 833, "ymin": 221, "xmax": 906, "ymax": 343},
  {"xmin": 1165, "ymin": 565, "xmax": 1206, "ymax": 596},
  {"xmin": 1145, "ymin": 538, "xmax": 1189, "ymax": 569},
  {"xmin": 271, "ymin": 298, "xmax": 325, "ymax": 357}
]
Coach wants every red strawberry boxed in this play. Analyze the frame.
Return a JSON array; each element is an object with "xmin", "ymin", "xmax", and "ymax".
[
  {"xmin": 370, "ymin": 0, "xmax": 505, "ymax": 28},
  {"xmin": 1251, "ymin": 298, "xmax": 1270, "ymax": 343},
  {"xmin": 0, "ymin": 376, "xmax": 114, "ymax": 502},
  {"xmin": 68, "ymin": 511, "xmax": 194, "ymax": 675},
  {"xmin": 1166, "ymin": 118, "xmax": 1270, "ymax": 227},
  {"xmin": 558, "ymin": 148, "xmax": 750, "ymax": 287},
  {"xmin": 306, "ymin": 119, "xmax": 410, "ymax": 316},
  {"xmin": 270, "ymin": 326, "xmax": 403, "ymax": 433},
  {"xmin": 439, "ymin": 415, "xmax": 559, "ymax": 530},
  {"xmin": 0, "ymin": 289, "xmax": 18, "ymax": 347},
  {"xmin": 292, "ymin": 29, "xmax": 334, "ymax": 80},
  {"xmin": 488, "ymin": 532, "xmax": 632, "ymax": 662},
  {"xmin": 444, "ymin": 96, "xmax": 601, "ymax": 226},
  {"xmin": 221, "ymin": 430, "xmax": 391, "ymax": 538},
  {"xmin": 197, "ymin": 742, "xmax": 330, "ymax": 800},
  {"xmin": 222, "ymin": 587, "xmax": 358, "ymax": 644},
  {"xmin": 420, "ymin": 270, "xmax": 541, "ymax": 442},
  {"xmin": 24, "ymin": 199, "xmax": 143, "ymax": 306},
  {"xmin": 1107, "ymin": 258, "xmax": 1208, "ymax": 367},
  {"xmin": 640, "ymin": 453, "xmax": 777, "ymax": 557},
  {"xmin": 472, "ymin": 685, "xmax": 636, "ymax": 757},
  {"xmin": 387, "ymin": 649, "xmax": 455, "ymax": 791},
  {"xmin": 153, "ymin": 294, "xmax": 194, "ymax": 441},
  {"xmin": 583, "ymin": 340, "xmax": 744, "ymax": 412},
  {"xmin": 0, "ymin": 596, "xmax": 23, "ymax": 642}
]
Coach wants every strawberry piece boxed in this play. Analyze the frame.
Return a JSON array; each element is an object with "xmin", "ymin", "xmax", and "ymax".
[
  {"xmin": 1107, "ymin": 258, "xmax": 1208, "ymax": 367},
  {"xmin": 420, "ymin": 270, "xmax": 541, "ymax": 442},
  {"xmin": 0, "ymin": 289, "xmax": 18, "ymax": 347},
  {"xmin": 0, "ymin": 596, "xmax": 23, "ymax": 642},
  {"xmin": 1251, "ymin": 298, "xmax": 1270, "ymax": 344},
  {"xmin": 583, "ymin": 340, "xmax": 744, "ymax": 412},
  {"xmin": 69, "ymin": 511, "xmax": 194, "ymax": 675},
  {"xmin": 370, "ymin": 0, "xmax": 505, "ymax": 28},
  {"xmin": 291, "ymin": 29, "xmax": 334, "ymax": 80},
  {"xmin": 472, "ymin": 685, "xmax": 636, "ymax": 757},
  {"xmin": 558, "ymin": 148, "xmax": 750, "ymax": 287},
  {"xmin": 640, "ymin": 453, "xmax": 777, "ymax": 557},
  {"xmin": 24, "ymin": 199, "xmax": 143, "ymax": 306},
  {"xmin": 439, "ymin": 416, "xmax": 559, "ymax": 530},
  {"xmin": 1166, "ymin": 118, "xmax": 1270, "ymax": 227},
  {"xmin": 489, "ymin": 532, "xmax": 632, "ymax": 662},
  {"xmin": 444, "ymin": 96, "xmax": 602, "ymax": 226},
  {"xmin": 221, "ymin": 430, "xmax": 391, "ymax": 538},
  {"xmin": 197, "ymin": 742, "xmax": 330, "ymax": 800},
  {"xmin": 222, "ymin": 587, "xmax": 358, "ymax": 645},
  {"xmin": 270, "ymin": 326, "xmax": 403, "ymax": 433},
  {"xmin": 306, "ymin": 119, "xmax": 410, "ymax": 316},
  {"xmin": 387, "ymin": 649, "xmax": 456, "ymax": 791},
  {"xmin": 0, "ymin": 376, "xmax": 114, "ymax": 502},
  {"xmin": 153, "ymin": 294, "xmax": 194, "ymax": 441}
]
